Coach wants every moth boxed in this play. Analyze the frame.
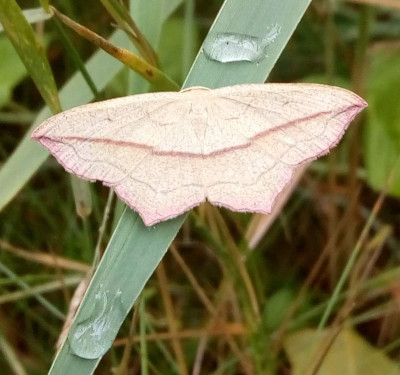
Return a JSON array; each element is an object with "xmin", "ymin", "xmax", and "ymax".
[{"xmin": 32, "ymin": 83, "xmax": 367, "ymax": 226}]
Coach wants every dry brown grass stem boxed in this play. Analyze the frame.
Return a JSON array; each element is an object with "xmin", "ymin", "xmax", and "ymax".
[
  {"xmin": 113, "ymin": 322, "xmax": 247, "ymax": 345},
  {"xmin": 212, "ymin": 207, "xmax": 261, "ymax": 320},
  {"xmin": 170, "ymin": 244, "xmax": 253, "ymax": 374},
  {"xmin": 0, "ymin": 239, "xmax": 90, "ymax": 272},
  {"xmin": 347, "ymin": 0, "xmax": 400, "ymax": 10}
]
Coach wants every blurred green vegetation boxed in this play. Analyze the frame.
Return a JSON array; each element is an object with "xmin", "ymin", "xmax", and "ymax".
[{"xmin": 1, "ymin": 1, "xmax": 400, "ymax": 375}]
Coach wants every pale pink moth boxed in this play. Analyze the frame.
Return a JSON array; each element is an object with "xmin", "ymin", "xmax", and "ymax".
[{"xmin": 32, "ymin": 84, "xmax": 367, "ymax": 226}]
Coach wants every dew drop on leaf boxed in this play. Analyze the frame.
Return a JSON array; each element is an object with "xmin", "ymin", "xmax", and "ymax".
[
  {"xmin": 203, "ymin": 24, "xmax": 281, "ymax": 63},
  {"xmin": 69, "ymin": 288, "xmax": 126, "ymax": 359}
]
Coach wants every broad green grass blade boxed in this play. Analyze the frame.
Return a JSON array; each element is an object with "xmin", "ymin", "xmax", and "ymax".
[
  {"xmin": 47, "ymin": 0, "xmax": 312, "ymax": 374},
  {"xmin": 127, "ymin": 0, "xmax": 175, "ymax": 93},
  {"xmin": 0, "ymin": 0, "xmax": 61, "ymax": 113},
  {"xmin": 182, "ymin": 0, "xmax": 196, "ymax": 80},
  {"xmin": 48, "ymin": 211, "xmax": 185, "ymax": 374},
  {"xmin": 0, "ymin": 2, "xmax": 182, "ymax": 213},
  {"xmin": 0, "ymin": 36, "xmax": 27, "ymax": 108},
  {"xmin": 185, "ymin": 0, "xmax": 311, "ymax": 87}
]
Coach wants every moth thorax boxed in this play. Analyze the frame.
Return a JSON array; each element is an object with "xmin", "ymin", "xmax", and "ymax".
[{"xmin": 188, "ymin": 103, "xmax": 208, "ymax": 143}]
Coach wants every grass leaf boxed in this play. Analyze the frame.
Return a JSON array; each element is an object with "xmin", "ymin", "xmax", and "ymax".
[
  {"xmin": 0, "ymin": 0, "xmax": 60, "ymax": 113},
  {"xmin": 0, "ymin": 36, "xmax": 27, "ymax": 108}
]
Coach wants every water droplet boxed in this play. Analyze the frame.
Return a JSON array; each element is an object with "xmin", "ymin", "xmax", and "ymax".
[
  {"xmin": 203, "ymin": 24, "xmax": 281, "ymax": 63},
  {"xmin": 69, "ymin": 288, "xmax": 126, "ymax": 359}
]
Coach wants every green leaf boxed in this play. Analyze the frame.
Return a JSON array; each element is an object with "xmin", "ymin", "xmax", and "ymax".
[
  {"xmin": 0, "ymin": 0, "xmax": 60, "ymax": 113},
  {"xmin": 284, "ymin": 328, "xmax": 400, "ymax": 375},
  {"xmin": 47, "ymin": 0, "xmax": 313, "ymax": 374},
  {"xmin": 364, "ymin": 50, "xmax": 400, "ymax": 196},
  {"xmin": 159, "ymin": 16, "xmax": 199, "ymax": 85},
  {"xmin": 0, "ymin": 36, "xmax": 27, "ymax": 108}
]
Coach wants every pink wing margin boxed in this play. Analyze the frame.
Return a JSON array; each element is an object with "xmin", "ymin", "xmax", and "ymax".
[
  {"xmin": 32, "ymin": 84, "xmax": 367, "ymax": 225},
  {"xmin": 202, "ymin": 83, "xmax": 367, "ymax": 214}
]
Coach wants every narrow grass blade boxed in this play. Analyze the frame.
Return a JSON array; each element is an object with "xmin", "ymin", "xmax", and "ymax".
[
  {"xmin": 0, "ymin": 0, "xmax": 61, "ymax": 113},
  {"xmin": 0, "ymin": 274, "xmax": 82, "ymax": 304},
  {"xmin": 0, "ymin": 261, "xmax": 64, "ymax": 319},
  {"xmin": 0, "ymin": 329, "xmax": 27, "ymax": 375},
  {"xmin": 101, "ymin": 0, "xmax": 158, "ymax": 66},
  {"xmin": 139, "ymin": 296, "xmax": 149, "ymax": 375},
  {"xmin": 51, "ymin": 15, "xmax": 100, "ymax": 100},
  {"xmin": 51, "ymin": 7, "xmax": 178, "ymax": 91},
  {"xmin": 47, "ymin": 0, "xmax": 313, "ymax": 374}
]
